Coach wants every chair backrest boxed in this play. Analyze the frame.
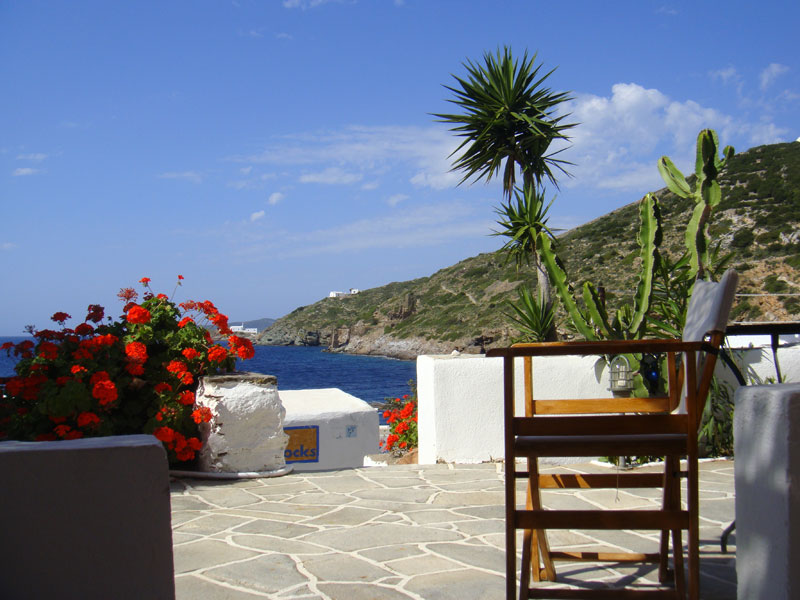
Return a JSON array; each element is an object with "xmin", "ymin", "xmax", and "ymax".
[
  {"xmin": 676, "ymin": 268, "xmax": 738, "ymax": 414},
  {"xmin": 682, "ymin": 269, "xmax": 739, "ymax": 343}
]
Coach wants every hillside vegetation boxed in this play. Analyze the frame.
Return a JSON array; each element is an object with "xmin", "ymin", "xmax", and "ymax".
[{"xmin": 259, "ymin": 141, "xmax": 800, "ymax": 358}]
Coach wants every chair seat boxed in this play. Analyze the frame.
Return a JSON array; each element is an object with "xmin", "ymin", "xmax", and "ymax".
[{"xmin": 515, "ymin": 433, "xmax": 687, "ymax": 457}]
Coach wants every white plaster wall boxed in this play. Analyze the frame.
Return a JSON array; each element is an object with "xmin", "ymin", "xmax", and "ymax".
[
  {"xmin": 716, "ymin": 345, "xmax": 800, "ymax": 387},
  {"xmin": 734, "ymin": 383, "xmax": 800, "ymax": 600},
  {"xmin": 280, "ymin": 388, "xmax": 379, "ymax": 471},
  {"xmin": 418, "ymin": 346, "xmax": 800, "ymax": 465},
  {"xmin": 417, "ymin": 354, "xmax": 610, "ymax": 464}
]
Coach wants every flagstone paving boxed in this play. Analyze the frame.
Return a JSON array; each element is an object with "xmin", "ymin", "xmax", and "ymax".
[{"xmin": 171, "ymin": 460, "xmax": 736, "ymax": 599}]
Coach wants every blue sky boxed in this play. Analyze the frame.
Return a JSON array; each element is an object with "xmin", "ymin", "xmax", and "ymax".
[{"xmin": 2, "ymin": 0, "xmax": 798, "ymax": 335}]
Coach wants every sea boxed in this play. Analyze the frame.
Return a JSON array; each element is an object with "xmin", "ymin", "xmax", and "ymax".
[{"xmin": 0, "ymin": 337, "xmax": 415, "ymax": 419}]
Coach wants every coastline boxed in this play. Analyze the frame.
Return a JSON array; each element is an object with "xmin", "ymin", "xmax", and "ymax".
[{"xmin": 256, "ymin": 332, "xmax": 491, "ymax": 360}]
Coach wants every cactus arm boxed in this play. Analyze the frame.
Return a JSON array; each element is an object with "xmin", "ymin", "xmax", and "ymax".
[
  {"xmin": 684, "ymin": 200, "xmax": 707, "ymax": 279},
  {"xmin": 629, "ymin": 193, "xmax": 661, "ymax": 337},
  {"xmin": 538, "ymin": 233, "xmax": 597, "ymax": 340},
  {"xmin": 657, "ymin": 156, "xmax": 691, "ymax": 198},
  {"xmin": 582, "ymin": 282, "xmax": 612, "ymax": 339}
]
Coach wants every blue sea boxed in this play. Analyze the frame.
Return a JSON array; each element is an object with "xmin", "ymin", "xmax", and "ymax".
[{"xmin": 0, "ymin": 337, "xmax": 415, "ymax": 414}]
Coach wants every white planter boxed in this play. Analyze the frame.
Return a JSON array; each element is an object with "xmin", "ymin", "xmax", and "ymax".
[{"xmin": 195, "ymin": 372, "xmax": 289, "ymax": 473}]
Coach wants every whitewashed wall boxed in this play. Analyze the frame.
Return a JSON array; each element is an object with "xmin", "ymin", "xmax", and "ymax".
[
  {"xmin": 417, "ymin": 353, "xmax": 611, "ymax": 464},
  {"xmin": 417, "ymin": 344, "xmax": 800, "ymax": 465}
]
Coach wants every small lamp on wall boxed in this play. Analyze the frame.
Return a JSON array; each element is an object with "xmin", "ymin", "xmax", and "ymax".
[{"xmin": 609, "ymin": 355, "xmax": 635, "ymax": 395}]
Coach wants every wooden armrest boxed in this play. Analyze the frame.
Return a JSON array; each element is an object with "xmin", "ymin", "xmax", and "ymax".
[{"xmin": 486, "ymin": 338, "xmax": 714, "ymax": 358}]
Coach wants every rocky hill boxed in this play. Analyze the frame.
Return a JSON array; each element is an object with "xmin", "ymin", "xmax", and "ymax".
[{"xmin": 259, "ymin": 141, "xmax": 800, "ymax": 359}]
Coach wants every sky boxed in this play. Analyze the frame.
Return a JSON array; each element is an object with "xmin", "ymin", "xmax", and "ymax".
[{"xmin": 1, "ymin": 0, "xmax": 798, "ymax": 335}]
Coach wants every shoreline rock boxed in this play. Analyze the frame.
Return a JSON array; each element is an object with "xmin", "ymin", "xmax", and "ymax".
[{"xmin": 256, "ymin": 327, "xmax": 505, "ymax": 360}]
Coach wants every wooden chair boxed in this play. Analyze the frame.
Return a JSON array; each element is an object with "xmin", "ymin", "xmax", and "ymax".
[{"xmin": 486, "ymin": 269, "xmax": 738, "ymax": 599}]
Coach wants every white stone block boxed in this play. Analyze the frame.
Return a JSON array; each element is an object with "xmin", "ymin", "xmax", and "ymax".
[
  {"xmin": 279, "ymin": 388, "xmax": 379, "ymax": 471},
  {"xmin": 734, "ymin": 383, "xmax": 800, "ymax": 600},
  {"xmin": 196, "ymin": 373, "xmax": 288, "ymax": 473}
]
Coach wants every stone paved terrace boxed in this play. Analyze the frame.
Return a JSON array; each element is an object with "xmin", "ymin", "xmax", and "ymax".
[{"xmin": 170, "ymin": 460, "xmax": 736, "ymax": 599}]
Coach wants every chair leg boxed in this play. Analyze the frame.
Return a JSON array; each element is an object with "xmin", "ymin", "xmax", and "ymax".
[
  {"xmin": 688, "ymin": 453, "xmax": 700, "ymax": 600},
  {"xmin": 672, "ymin": 525, "xmax": 686, "ymax": 598},
  {"xmin": 669, "ymin": 456, "xmax": 686, "ymax": 598},
  {"xmin": 658, "ymin": 457, "xmax": 671, "ymax": 584},
  {"xmin": 519, "ymin": 528, "xmax": 532, "ymax": 600},
  {"xmin": 528, "ymin": 458, "xmax": 556, "ymax": 581}
]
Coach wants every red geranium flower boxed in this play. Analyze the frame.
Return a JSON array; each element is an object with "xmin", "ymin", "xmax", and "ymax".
[
  {"xmin": 126, "ymin": 305, "xmax": 151, "ymax": 324},
  {"xmin": 125, "ymin": 362, "xmax": 145, "ymax": 376},
  {"xmin": 178, "ymin": 390, "xmax": 195, "ymax": 405},
  {"xmin": 192, "ymin": 407, "xmax": 212, "ymax": 424},
  {"xmin": 77, "ymin": 412, "xmax": 101, "ymax": 428},
  {"xmin": 207, "ymin": 345, "xmax": 228, "ymax": 363},
  {"xmin": 90, "ymin": 371, "xmax": 110, "ymax": 385},
  {"xmin": 92, "ymin": 380, "xmax": 118, "ymax": 406},
  {"xmin": 154, "ymin": 382, "xmax": 172, "ymax": 394},
  {"xmin": 38, "ymin": 341, "xmax": 59, "ymax": 360},
  {"xmin": 154, "ymin": 426, "xmax": 175, "ymax": 443},
  {"xmin": 181, "ymin": 348, "xmax": 200, "ymax": 361},
  {"xmin": 86, "ymin": 304, "xmax": 105, "ymax": 323},
  {"xmin": 139, "ymin": 277, "xmax": 151, "ymax": 285},
  {"xmin": 51, "ymin": 312, "xmax": 71, "ymax": 324},
  {"xmin": 125, "ymin": 341, "xmax": 148, "ymax": 362},
  {"xmin": 74, "ymin": 323, "xmax": 94, "ymax": 336}
]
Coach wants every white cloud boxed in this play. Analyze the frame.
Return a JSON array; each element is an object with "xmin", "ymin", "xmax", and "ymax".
[
  {"xmin": 656, "ymin": 5, "xmax": 678, "ymax": 15},
  {"xmin": 158, "ymin": 171, "xmax": 203, "ymax": 184},
  {"xmin": 12, "ymin": 167, "xmax": 40, "ymax": 176},
  {"xmin": 710, "ymin": 66, "xmax": 739, "ymax": 85},
  {"xmin": 747, "ymin": 121, "xmax": 788, "ymax": 146},
  {"xmin": 240, "ymin": 29, "xmax": 264, "ymax": 38},
  {"xmin": 268, "ymin": 192, "xmax": 284, "ymax": 205},
  {"xmin": 276, "ymin": 32, "xmax": 293, "ymax": 41},
  {"xmin": 283, "ymin": 0, "xmax": 344, "ymax": 8},
  {"xmin": 2, "ymin": 242, "xmax": 16, "ymax": 250},
  {"xmin": 276, "ymin": 202, "xmax": 492, "ymax": 257},
  {"xmin": 16, "ymin": 153, "xmax": 48, "ymax": 161},
  {"xmin": 387, "ymin": 193, "xmax": 409, "ymax": 207},
  {"xmin": 558, "ymin": 82, "xmax": 781, "ymax": 192},
  {"xmin": 299, "ymin": 166, "xmax": 362, "ymax": 185},
  {"xmin": 361, "ymin": 181, "xmax": 379, "ymax": 191},
  {"xmin": 229, "ymin": 172, "xmax": 276, "ymax": 191},
  {"xmin": 250, "ymin": 210, "xmax": 265, "ymax": 222},
  {"xmin": 232, "ymin": 125, "xmax": 460, "ymax": 191},
  {"xmin": 760, "ymin": 63, "xmax": 789, "ymax": 91}
]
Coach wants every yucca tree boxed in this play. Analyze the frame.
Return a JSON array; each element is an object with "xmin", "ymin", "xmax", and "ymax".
[
  {"xmin": 435, "ymin": 46, "xmax": 575, "ymax": 197},
  {"xmin": 436, "ymin": 47, "xmax": 575, "ymax": 339},
  {"xmin": 493, "ymin": 183, "xmax": 561, "ymax": 339}
]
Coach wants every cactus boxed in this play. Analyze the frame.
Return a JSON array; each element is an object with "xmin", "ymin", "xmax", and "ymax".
[
  {"xmin": 537, "ymin": 233, "xmax": 597, "ymax": 340},
  {"xmin": 657, "ymin": 129, "xmax": 734, "ymax": 279},
  {"xmin": 540, "ymin": 193, "xmax": 661, "ymax": 341},
  {"xmin": 628, "ymin": 193, "xmax": 662, "ymax": 337}
]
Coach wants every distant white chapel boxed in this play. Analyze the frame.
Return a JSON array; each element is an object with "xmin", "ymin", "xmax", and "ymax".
[{"xmin": 329, "ymin": 288, "xmax": 360, "ymax": 298}]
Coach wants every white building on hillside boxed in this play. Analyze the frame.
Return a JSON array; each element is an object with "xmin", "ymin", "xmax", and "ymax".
[
  {"xmin": 230, "ymin": 324, "xmax": 259, "ymax": 334},
  {"xmin": 329, "ymin": 289, "xmax": 360, "ymax": 298}
]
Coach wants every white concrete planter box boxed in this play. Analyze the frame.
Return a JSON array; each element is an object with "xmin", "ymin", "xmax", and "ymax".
[{"xmin": 280, "ymin": 388, "xmax": 379, "ymax": 471}]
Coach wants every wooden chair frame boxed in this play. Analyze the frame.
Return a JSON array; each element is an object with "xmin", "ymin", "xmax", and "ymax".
[{"xmin": 487, "ymin": 334, "xmax": 725, "ymax": 600}]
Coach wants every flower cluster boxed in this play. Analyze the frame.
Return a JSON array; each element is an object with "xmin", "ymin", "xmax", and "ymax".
[
  {"xmin": 381, "ymin": 383, "xmax": 418, "ymax": 454},
  {"xmin": 0, "ymin": 277, "xmax": 255, "ymax": 465}
]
